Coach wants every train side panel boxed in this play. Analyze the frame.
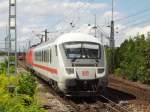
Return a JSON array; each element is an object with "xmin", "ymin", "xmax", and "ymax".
[
  {"xmin": 31, "ymin": 45, "xmax": 61, "ymax": 83},
  {"xmin": 26, "ymin": 49, "xmax": 34, "ymax": 69}
]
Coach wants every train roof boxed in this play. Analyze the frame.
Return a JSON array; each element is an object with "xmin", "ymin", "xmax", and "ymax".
[
  {"xmin": 33, "ymin": 33, "xmax": 102, "ymax": 50},
  {"xmin": 55, "ymin": 33, "xmax": 101, "ymax": 44}
]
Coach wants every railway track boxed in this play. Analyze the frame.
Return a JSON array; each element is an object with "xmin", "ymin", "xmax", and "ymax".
[
  {"xmin": 58, "ymin": 94, "xmax": 131, "ymax": 112},
  {"xmin": 18, "ymin": 60, "xmax": 132, "ymax": 112},
  {"xmin": 100, "ymin": 95, "xmax": 130, "ymax": 112},
  {"xmin": 36, "ymin": 78, "xmax": 131, "ymax": 112},
  {"xmin": 17, "ymin": 60, "xmax": 27, "ymax": 70},
  {"xmin": 41, "ymin": 84, "xmax": 131, "ymax": 112},
  {"xmin": 109, "ymin": 75, "xmax": 150, "ymax": 101}
]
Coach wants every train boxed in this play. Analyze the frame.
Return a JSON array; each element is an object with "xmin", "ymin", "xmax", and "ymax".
[
  {"xmin": 26, "ymin": 33, "xmax": 108, "ymax": 96},
  {"xmin": 18, "ymin": 52, "xmax": 26, "ymax": 60}
]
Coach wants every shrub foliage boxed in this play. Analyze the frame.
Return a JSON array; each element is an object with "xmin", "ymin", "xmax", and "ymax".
[
  {"xmin": 17, "ymin": 74, "xmax": 37, "ymax": 97},
  {"xmin": 0, "ymin": 73, "xmax": 46, "ymax": 112},
  {"xmin": 111, "ymin": 33, "xmax": 150, "ymax": 84}
]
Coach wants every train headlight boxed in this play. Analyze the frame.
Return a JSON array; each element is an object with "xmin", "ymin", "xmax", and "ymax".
[
  {"xmin": 97, "ymin": 68, "xmax": 104, "ymax": 73},
  {"xmin": 66, "ymin": 68, "xmax": 74, "ymax": 74}
]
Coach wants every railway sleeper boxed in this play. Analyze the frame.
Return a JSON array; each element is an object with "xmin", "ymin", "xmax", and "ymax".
[{"xmin": 105, "ymin": 102, "xmax": 130, "ymax": 112}]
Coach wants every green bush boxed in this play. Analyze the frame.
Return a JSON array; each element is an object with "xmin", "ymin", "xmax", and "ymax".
[
  {"xmin": 0, "ymin": 74, "xmax": 46, "ymax": 112},
  {"xmin": 0, "ymin": 94, "xmax": 46, "ymax": 112},
  {"xmin": 0, "ymin": 62, "xmax": 7, "ymax": 74},
  {"xmin": 0, "ymin": 56, "xmax": 16, "ymax": 74},
  {"xmin": 112, "ymin": 33, "xmax": 150, "ymax": 84},
  {"xmin": 114, "ymin": 68, "xmax": 122, "ymax": 77},
  {"xmin": 17, "ymin": 73, "xmax": 37, "ymax": 97}
]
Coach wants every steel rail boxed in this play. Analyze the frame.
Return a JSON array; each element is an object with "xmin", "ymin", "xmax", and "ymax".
[{"xmin": 100, "ymin": 95, "xmax": 131, "ymax": 112}]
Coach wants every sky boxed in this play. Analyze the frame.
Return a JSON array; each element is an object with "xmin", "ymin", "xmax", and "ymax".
[{"xmin": 0, "ymin": 0, "xmax": 150, "ymax": 50}]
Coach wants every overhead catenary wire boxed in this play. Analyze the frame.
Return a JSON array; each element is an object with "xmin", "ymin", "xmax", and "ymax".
[
  {"xmin": 54, "ymin": 1, "xmax": 89, "ymax": 27},
  {"xmin": 48, "ymin": 0, "xmax": 95, "ymax": 35},
  {"xmin": 116, "ymin": 7, "xmax": 150, "ymax": 22},
  {"xmin": 119, "ymin": 15, "xmax": 150, "ymax": 27},
  {"xmin": 97, "ymin": 25, "xmax": 110, "ymax": 38},
  {"xmin": 119, "ymin": 18, "xmax": 150, "ymax": 32}
]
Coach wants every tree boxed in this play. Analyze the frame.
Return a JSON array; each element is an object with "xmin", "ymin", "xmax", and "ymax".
[{"xmin": 113, "ymin": 33, "xmax": 150, "ymax": 84}]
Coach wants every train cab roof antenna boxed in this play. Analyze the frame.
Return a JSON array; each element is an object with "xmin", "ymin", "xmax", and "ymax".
[{"xmin": 70, "ymin": 22, "xmax": 75, "ymax": 28}]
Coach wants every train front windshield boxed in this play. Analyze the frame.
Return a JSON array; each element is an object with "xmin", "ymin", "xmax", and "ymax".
[{"xmin": 63, "ymin": 42, "xmax": 101, "ymax": 59}]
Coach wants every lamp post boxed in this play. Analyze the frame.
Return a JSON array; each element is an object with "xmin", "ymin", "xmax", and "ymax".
[
  {"xmin": 110, "ymin": 0, "xmax": 115, "ymax": 73},
  {"xmin": 110, "ymin": 0, "xmax": 115, "ymax": 48}
]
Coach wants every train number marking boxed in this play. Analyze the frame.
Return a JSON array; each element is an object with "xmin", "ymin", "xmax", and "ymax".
[{"xmin": 82, "ymin": 71, "xmax": 89, "ymax": 76}]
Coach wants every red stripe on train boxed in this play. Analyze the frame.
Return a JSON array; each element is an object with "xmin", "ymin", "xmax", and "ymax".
[{"xmin": 32, "ymin": 63, "xmax": 58, "ymax": 74}]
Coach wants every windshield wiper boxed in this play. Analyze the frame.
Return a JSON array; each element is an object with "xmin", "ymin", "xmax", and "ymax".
[
  {"xmin": 95, "ymin": 59, "xmax": 99, "ymax": 63},
  {"xmin": 72, "ymin": 58, "xmax": 77, "ymax": 62}
]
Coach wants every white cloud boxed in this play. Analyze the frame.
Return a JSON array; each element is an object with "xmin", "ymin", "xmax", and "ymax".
[
  {"xmin": 103, "ymin": 11, "xmax": 122, "ymax": 20},
  {"xmin": 116, "ymin": 24, "xmax": 126, "ymax": 30},
  {"xmin": 15, "ymin": 0, "xmax": 109, "ymax": 47},
  {"xmin": 115, "ymin": 25, "xmax": 150, "ymax": 47},
  {"xmin": 18, "ymin": 0, "xmax": 108, "ymax": 17},
  {"xmin": 3, "ymin": 0, "xmax": 136, "ymax": 49},
  {"xmin": 141, "ymin": 26, "xmax": 150, "ymax": 34},
  {"xmin": 0, "ymin": 21, "xmax": 7, "ymax": 28},
  {"xmin": 0, "ymin": 1, "xmax": 8, "ymax": 14},
  {"xmin": 125, "ymin": 26, "xmax": 150, "ymax": 37}
]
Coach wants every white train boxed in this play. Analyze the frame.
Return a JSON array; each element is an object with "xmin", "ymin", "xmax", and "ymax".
[{"xmin": 26, "ymin": 33, "xmax": 108, "ymax": 96}]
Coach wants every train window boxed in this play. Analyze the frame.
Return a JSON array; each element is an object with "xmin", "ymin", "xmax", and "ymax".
[
  {"xmin": 38, "ymin": 52, "xmax": 40, "ymax": 61},
  {"xmin": 50, "ymin": 49, "xmax": 52, "ymax": 63},
  {"xmin": 44, "ymin": 50, "xmax": 49, "ymax": 62},
  {"xmin": 55, "ymin": 45, "xmax": 58, "ymax": 56},
  {"xmin": 45, "ymin": 50, "xmax": 47, "ymax": 62},
  {"xmin": 42, "ymin": 51, "xmax": 44, "ymax": 62},
  {"xmin": 48, "ymin": 50, "xmax": 50, "ymax": 62},
  {"xmin": 36, "ymin": 52, "xmax": 39, "ymax": 61},
  {"xmin": 40, "ymin": 51, "xmax": 42, "ymax": 62},
  {"xmin": 43, "ymin": 50, "xmax": 45, "ymax": 62},
  {"xmin": 38, "ymin": 52, "xmax": 41, "ymax": 62},
  {"xmin": 35, "ymin": 52, "xmax": 37, "ymax": 61},
  {"xmin": 36, "ymin": 52, "xmax": 38, "ymax": 61},
  {"xmin": 39, "ymin": 52, "xmax": 41, "ymax": 61},
  {"xmin": 35, "ymin": 51, "xmax": 40, "ymax": 62},
  {"xmin": 64, "ymin": 42, "xmax": 101, "ymax": 59},
  {"xmin": 83, "ymin": 44, "xmax": 100, "ymax": 59},
  {"xmin": 45, "ymin": 50, "xmax": 48, "ymax": 62}
]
